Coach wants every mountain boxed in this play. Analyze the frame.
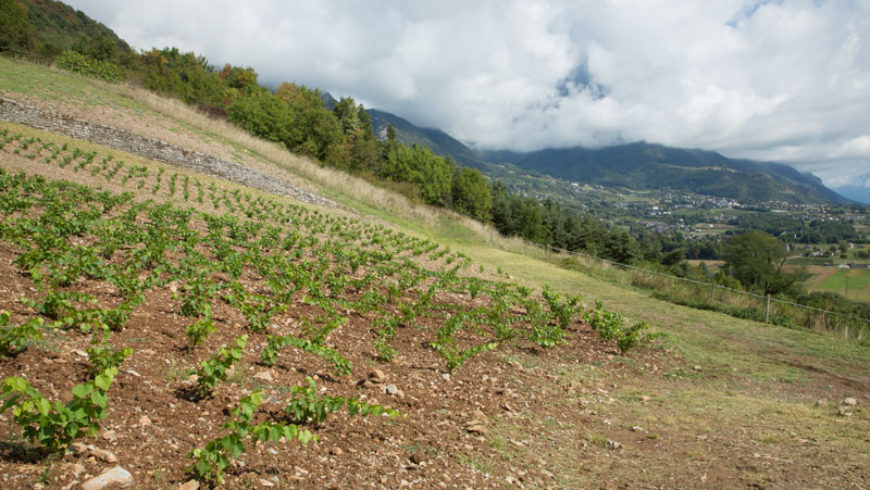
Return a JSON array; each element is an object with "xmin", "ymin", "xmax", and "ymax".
[
  {"xmin": 482, "ymin": 143, "xmax": 852, "ymax": 204},
  {"xmin": 833, "ymin": 173, "xmax": 870, "ymax": 205},
  {"xmin": 368, "ymin": 109, "xmax": 851, "ymax": 205},
  {"xmin": 367, "ymin": 109, "xmax": 486, "ymax": 168}
]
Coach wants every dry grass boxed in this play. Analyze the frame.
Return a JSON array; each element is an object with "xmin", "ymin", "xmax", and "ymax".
[{"xmin": 114, "ymin": 84, "xmax": 500, "ymax": 243}]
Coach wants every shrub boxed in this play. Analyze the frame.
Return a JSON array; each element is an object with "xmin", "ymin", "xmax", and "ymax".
[{"xmin": 55, "ymin": 50, "xmax": 123, "ymax": 82}]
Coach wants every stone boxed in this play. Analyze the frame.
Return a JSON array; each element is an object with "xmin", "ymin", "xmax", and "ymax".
[
  {"xmin": 177, "ymin": 480, "xmax": 200, "ymax": 490},
  {"xmin": 253, "ymin": 371, "xmax": 274, "ymax": 383},
  {"xmin": 640, "ymin": 396, "xmax": 651, "ymax": 403},
  {"xmin": 80, "ymin": 466, "xmax": 133, "ymax": 490},
  {"xmin": 137, "ymin": 415, "xmax": 152, "ymax": 428},
  {"xmin": 70, "ymin": 442, "xmax": 89, "ymax": 455},
  {"xmin": 843, "ymin": 397, "xmax": 859, "ymax": 406},
  {"xmin": 409, "ymin": 452, "xmax": 425, "ymax": 465},
  {"xmin": 466, "ymin": 424, "xmax": 487, "ymax": 435},
  {"xmin": 100, "ymin": 429, "xmax": 118, "ymax": 443},
  {"xmin": 258, "ymin": 478, "xmax": 275, "ymax": 487},
  {"xmin": 65, "ymin": 463, "xmax": 86, "ymax": 479},
  {"xmin": 693, "ymin": 365, "xmax": 702, "ymax": 371},
  {"xmin": 385, "ymin": 384, "xmax": 399, "ymax": 395},
  {"xmin": 91, "ymin": 447, "xmax": 119, "ymax": 463},
  {"xmin": 368, "ymin": 368, "xmax": 386, "ymax": 384},
  {"xmin": 607, "ymin": 440, "xmax": 622, "ymax": 450}
]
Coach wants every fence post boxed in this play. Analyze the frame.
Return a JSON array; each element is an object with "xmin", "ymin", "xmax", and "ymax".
[{"xmin": 765, "ymin": 294, "xmax": 771, "ymax": 323}]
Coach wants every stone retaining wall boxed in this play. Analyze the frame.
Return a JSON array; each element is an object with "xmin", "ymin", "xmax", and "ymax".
[{"xmin": 0, "ymin": 97, "xmax": 335, "ymax": 207}]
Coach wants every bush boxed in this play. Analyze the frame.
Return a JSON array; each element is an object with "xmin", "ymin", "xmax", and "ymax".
[{"xmin": 55, "ymin": 50, "xmax": 123, "ymax": 82}]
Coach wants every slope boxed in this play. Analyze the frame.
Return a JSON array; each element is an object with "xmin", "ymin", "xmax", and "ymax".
[{"xmin": 0, "ymin": 57, "xmax": 868, "ymax": 489}]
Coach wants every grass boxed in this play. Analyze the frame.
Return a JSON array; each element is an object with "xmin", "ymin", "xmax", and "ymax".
[
  {"xmin": 0, "ymin": 56, "xmax": 144, "ymax": 111},
  {"xmin": 813, "ymin": 268, "xmax": 870, "ymax": 302}
]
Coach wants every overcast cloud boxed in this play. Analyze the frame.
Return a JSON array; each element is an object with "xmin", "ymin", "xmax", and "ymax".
[{"xmin": 66, "ymin": 0, "xmax": 870, "ymax": 188}]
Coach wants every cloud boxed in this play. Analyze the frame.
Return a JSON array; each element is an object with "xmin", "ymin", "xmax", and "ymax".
[{"xmin": 66, "ymin": 0, "xmax": 870, "ymax": 186}]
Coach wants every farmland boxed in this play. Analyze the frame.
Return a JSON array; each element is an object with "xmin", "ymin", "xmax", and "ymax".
[
  {"xmin": 807, "ymin": 267, "xmax": 870, "ymax": 303},
  {"xmin": 0, "ymin": 57, "xmax": 868, "ymax": 489}
]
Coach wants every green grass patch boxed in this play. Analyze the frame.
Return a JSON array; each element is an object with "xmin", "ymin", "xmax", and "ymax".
[
  {"xmin": 0, "ymin": 57, "xmax": 142, "ymax": 111},
  {"xmin": 813, "ymin": 269, "xmax": 870, "ymax": 302}
]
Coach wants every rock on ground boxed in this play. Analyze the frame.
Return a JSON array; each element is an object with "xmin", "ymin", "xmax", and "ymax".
[{"xmin": 81, "ymin": 466, "xmax": 133, "ymax": 490}]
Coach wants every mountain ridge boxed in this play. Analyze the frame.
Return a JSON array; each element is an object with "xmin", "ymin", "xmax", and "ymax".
[{"xmin": 367, "ymin": 108, "xmax": 853, "ymax": 205}]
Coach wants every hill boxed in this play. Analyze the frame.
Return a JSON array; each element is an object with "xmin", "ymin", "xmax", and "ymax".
[
  {"xmin": 0, "ymin": 32, "xmax": 868, "ymax": 490},
  {"xmin": 4, "ymin": 0, "xmax": 131, "ymax": 59}
]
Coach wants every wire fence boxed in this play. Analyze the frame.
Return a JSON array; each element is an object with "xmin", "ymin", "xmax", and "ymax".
[{"xmin": 514, "ymin": 238, "xmax": 869, "ymax": 342}]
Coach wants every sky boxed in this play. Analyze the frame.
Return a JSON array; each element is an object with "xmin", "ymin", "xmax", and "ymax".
[{"xmin": 65, "ymin": 0, "xmax": 870, "ymax": 189}]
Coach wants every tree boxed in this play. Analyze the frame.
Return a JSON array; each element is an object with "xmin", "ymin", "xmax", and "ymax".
[
  {"xmin": 380, "ymin": 144, "xmax": 452, "ymax": 206},
  {"xmin": 271, "ymin": 82, "xmax": 344, "ymax": 163},
  {"xmin": 602, "ymin": 228, "xmax": 639, "ymax": 264},
  {"xmin": 0, "ymin": 0, "xmax": 37, "ymax": 52},
  {"xmin": 227, "ymin": 92, "xmax": 300, "ymax": 146},
  {"xmin": 451, "ymin": 167, "xmax": 492, "ymax": 221},
  {"xmin": 331, "ymin": 97, "xmax": 379, "ymax": 171},
  {"xmin": 489, "ymin": 181, "xmax": 516, "ymax": 235},
  {"xmin": 722, "ymin": 231, "xmax": 803, "ymax": 296}
]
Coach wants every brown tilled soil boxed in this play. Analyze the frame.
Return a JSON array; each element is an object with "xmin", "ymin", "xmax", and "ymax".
[{"xmin": 0, "ymin": 213, "xmax": 632, "ymax": 489}]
